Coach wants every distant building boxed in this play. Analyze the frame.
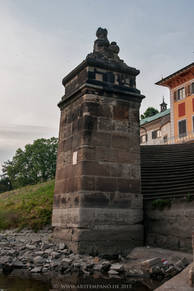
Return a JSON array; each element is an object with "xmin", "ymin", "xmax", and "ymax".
[
  {"xmin": 156, "ymin": 62, "xmax": 194, "ymax": 143},
  {"xmin": 140, "ymin": 99, "xmax": 170, "ymax": 145}
]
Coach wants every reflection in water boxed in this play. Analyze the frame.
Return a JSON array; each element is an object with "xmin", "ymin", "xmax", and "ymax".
[
  {"xmin": 0, "ymin": 274, "xmax": 51, "ymax": 291},
  {"xmin": 0, "ymin": 273, "xmax": 150, "ymax": 291},
  {"xmin": 51, "ymin": 274, "xmax": 151, "ymax": 290}
]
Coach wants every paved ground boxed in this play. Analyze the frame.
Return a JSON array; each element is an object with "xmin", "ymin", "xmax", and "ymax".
[
  {"xmin": 126, "ymin": 246, "xmax": 193, "ymax": 268},
  {"xmin": 125, "ymin": 247, "xmax": 193, "ymax": 290},
  {"xmin": 155, "ymin": 263, "xmax": 194, "ymax": 291}
]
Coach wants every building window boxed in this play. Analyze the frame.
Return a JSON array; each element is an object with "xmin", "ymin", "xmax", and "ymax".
[
  {"xmin": 163, "ymin": 135, "xmax": 168, "ymax": 143},
  {"xmin": 177, "ymin": 87, "xmax": 185, "ymax": 100},
  {"xmin": 140, "ymin": 134, "xmax": 147, "ymax": 143},
  {"xmin": 174, "ymin": 87, "xmax": 185, "ymax": 101},
  {"xmin": 152, "ymin": 130, "xmax": 161, "ymax": 139},
  {"xmin": 178, "ymin": 119, "xmax": 187, "ymax": 138},
  {"xmin": 186, "ymin": 83, "xmax": 194, "ymax": 96},
  {"xmin": 191, "ymin": 83, "xmax": 194, "ymax": 95}
]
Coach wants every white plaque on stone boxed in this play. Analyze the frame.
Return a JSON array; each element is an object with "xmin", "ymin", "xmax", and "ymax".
[{"xmin": 72, "ymin": 151, "xmax": 78, "ymax": 165}]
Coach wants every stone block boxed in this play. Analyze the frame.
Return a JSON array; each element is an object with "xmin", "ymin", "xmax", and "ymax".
[
  {"xmin": 98, "ymin": 117, "xmax": 113, "ymax": 131},
  {"xmin": 53, "ymin": 225, "xmax": 144, "ymax": 255},
  {"xmin": 63, "ymin": 137, "xmax": 72, "ymax": 151},
  {"xmin": 95, "ymin": 147, "xmax": 110, "ymax": 162},
  {"xmin": 78, "ymin": 176, "xmax": 95, "ymax": 191},
  {"xmin": 77, "ymin": 147, "xmax": 96, "ymax": 162},
  {"xmin": 113, "ymin": 102, "xmax": 129, "ymax": 120},
  {"xmin": 81, "ymin": 161, "xmax": 110, "ymax": 177},
  {"xmin": 54, "ymin": 180, "xmax": 67, "ymax": 195},
  {"xmin": 111, "ymin": 134, "xmax": 130, "ymax": 150},
  {"xmin": 95, "ymin": 177, "xmax": 117, "ymax": 192},
  {"xmin": 52, "ymin": 208, "xmax": 80, "ymax": 228},
  {"xmin": 109, "ymin": 163, "xmax": 131, "ymax": 178},
  {"xmin": 78, "ymin": 207, "xmax": 143, "ymax": 227},
  {"xmin": 53, "ymin": 193, "xmax": 81, "ymax": 209},
  {"xmin": 80, "ymin": 191, "xmax": 110, "ymax": 208},
  {"xmin": 79, "ymin": 191, "xmax": 142, "ymax": 209}
]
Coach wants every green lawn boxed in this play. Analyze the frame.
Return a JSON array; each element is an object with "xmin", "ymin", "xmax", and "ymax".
[{"xmin": 0, "ymin": 180, "xmax": 55, "ymax": 231}]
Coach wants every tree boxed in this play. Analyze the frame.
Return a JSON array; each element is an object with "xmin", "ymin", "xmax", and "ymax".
[
  {"xmin": 0, "ymin": 175, "xmax": 12, "ymax": 193},
  {"xmin": 141, "ymin": 107, "xmax": 159, "ymax": 120},
  {"xmin": 2, "ymin": 137, "xmax": 58, "ymax": 189}
]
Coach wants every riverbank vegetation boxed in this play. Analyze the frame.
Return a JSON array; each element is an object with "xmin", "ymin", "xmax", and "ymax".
[
  {"xmin": 0, "ymin": 137, "xmax": 58, "ymax": 192},
  {"xmin": 0, "ymin": 180, "xmax": 54, "ymax": 231}
]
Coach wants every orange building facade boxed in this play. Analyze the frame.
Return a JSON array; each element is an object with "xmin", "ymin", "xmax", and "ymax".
[{"xmin": 156, "ymin": 63, "xmax": 194, "ymax": 143}]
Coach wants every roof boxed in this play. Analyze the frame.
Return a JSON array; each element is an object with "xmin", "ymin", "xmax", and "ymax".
[
  {"xmin": 140, "ymin": 108, "xmax": 170, "ymax": 126},
  {"xmin": 156, "ymin": 62, "xmax": 194, "ymax": 87}
]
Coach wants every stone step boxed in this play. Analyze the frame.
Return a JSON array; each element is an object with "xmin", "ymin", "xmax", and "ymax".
[{"xmin": 141, "ymin": 143, "xmax": 194, "ymax": 200}]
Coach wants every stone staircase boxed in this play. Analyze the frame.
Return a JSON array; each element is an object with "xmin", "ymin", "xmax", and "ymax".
[{"xmin": 141, "ymin": 143, "xmax": 194, "ymax": 200}]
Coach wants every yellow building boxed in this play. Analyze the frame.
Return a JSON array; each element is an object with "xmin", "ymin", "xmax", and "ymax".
[{"xmin": 156, "ymin": 63, "xmax": 194, "ymax": 143}]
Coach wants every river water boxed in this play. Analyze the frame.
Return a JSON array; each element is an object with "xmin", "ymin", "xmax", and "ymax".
[{"xmin": 0, "ymin": 273, "xmax": 152, "ymax": 291}]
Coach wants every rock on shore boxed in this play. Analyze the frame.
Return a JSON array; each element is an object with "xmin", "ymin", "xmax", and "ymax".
[
  {"xmin": 0, "ymin": 227, "xmax": 191, "ymax": 288},
  {"xmin": 0, "ymin": 228, "xmax": 126, "ymax": 277}
]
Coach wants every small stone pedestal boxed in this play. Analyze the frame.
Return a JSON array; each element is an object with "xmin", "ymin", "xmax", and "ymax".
[{"xmin": 52, "ymin": 28, "xmax": 145, "ymax": 255}]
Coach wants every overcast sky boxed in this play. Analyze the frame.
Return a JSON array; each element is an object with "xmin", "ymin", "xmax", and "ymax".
[{"xmin": 0, "ymin": 0, "xmax": 194, "ymax": 170}]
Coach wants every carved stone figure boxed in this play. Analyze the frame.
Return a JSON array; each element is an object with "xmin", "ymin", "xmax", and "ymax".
[
  {"xmin": 93, "ymin": 27, "xmax": 110, "ymax": 53},
  {"xmin": 93, "ymin": 27, "xmax": 120, "ymax": 61},
  {"xmin": 109, "ymin": 41, "xmax": 120, "ymax": 61}
]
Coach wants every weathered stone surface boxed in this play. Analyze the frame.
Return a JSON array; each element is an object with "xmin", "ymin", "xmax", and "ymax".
[
  {"xmin": 52, "ymin": 28, "xmax": 144, "ymax": 255},
  {"xmin": 110, "ymin": 263, "xmax": 124, "ymax": 272},
  {"xmin": 108, "ymin": 269, "xmax": 119, "ymax": 275},
  {"xmin": 189, "ymin": 265, "xmax": 194, "ymax": 287},
  {"xmin": 31, "ymin": 267, "xmax": 42, "ymax": 273},
  {"xmin": 144, "ymin": 200, "xmax": 194, "ymax": 252},
  {"xmin": 33, "ymin": 256, "xmax": 44, "ymax": 264},
  {"xmin": 53, "ymin": 207, "xmax": 142, "ymax": 228},
  {"xmin": 141, "ymin": 257, "xmax": 163, "ymax": 271}
]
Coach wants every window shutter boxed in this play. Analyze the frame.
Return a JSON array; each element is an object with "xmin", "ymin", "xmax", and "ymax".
[
  {"xmin": 185, "ymin": 85, "xmax": 188, "ymax": 96},
  {"xmin": 174, "ymin": 90, "xmax": 177, "ymax": 101},
  {"xmin": 187, "ymin": 84, "xmax": 191, "ymax": 96},
  {"xmin": 193, "ymin": 116, "xmax": 194, "ymax": 132},
  {"xmin": 178, "ymin": 102, "xmax": 186, "ymax": 117},
  {"xmin": 192, "ymin": 83, "xmax": 194, "ymax": 94}
]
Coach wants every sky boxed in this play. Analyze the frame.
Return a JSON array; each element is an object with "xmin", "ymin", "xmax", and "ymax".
[{"xmin": 0, "ymin": 0, "xmax": 194, "ymax": 170}]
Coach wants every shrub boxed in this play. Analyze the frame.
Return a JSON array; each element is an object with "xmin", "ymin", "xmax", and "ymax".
[{"xmin": 152, "ymin": 199, "xmax": 171, "ymax": 210}]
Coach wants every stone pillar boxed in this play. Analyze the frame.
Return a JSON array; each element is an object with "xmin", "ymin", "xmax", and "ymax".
[{"xmin": 52, "ymin": 28, "xmax": 145, "ymax": 255}]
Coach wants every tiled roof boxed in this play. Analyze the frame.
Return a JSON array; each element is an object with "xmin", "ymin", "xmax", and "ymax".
[
  {"xmin": 140, "ymin": 108, "xmax": 170, "ymax": 126},
  {"xmin": 156, "ymin": 62, "xmax": 194, "ymax": 86}
]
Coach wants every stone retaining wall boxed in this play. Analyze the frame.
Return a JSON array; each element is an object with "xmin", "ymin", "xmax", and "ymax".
[{"xmin": 144, "ymin": 199, "xmax": 194, "ymax": 252}]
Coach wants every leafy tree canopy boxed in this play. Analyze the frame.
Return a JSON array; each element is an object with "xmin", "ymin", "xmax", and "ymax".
[
  {"xmin": 0, "ymin": 176, "xmax": 12, "ymax": 193},
  {"xmin": 1, "ymin": 137, "xmax": 58, "ymax": 189},
  {"xmin": 141, "ymin": 107, "xmax": 159, "ymax": 120}
]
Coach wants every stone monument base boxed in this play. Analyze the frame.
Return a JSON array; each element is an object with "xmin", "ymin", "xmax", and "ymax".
[{"xmin": 53, "ymin": 225, "xmax": 144, "ymax": 255}]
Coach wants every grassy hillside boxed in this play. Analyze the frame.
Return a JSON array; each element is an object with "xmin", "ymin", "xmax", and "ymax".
[{"xmin": 0, "ymin": 180, "xmax": 55, "ymax": 231}]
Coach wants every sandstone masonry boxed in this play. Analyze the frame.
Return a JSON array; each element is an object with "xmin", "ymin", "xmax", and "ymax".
[{"xmin": 52, "ymin": 28, "xmax": 145, "ymax": 255}]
